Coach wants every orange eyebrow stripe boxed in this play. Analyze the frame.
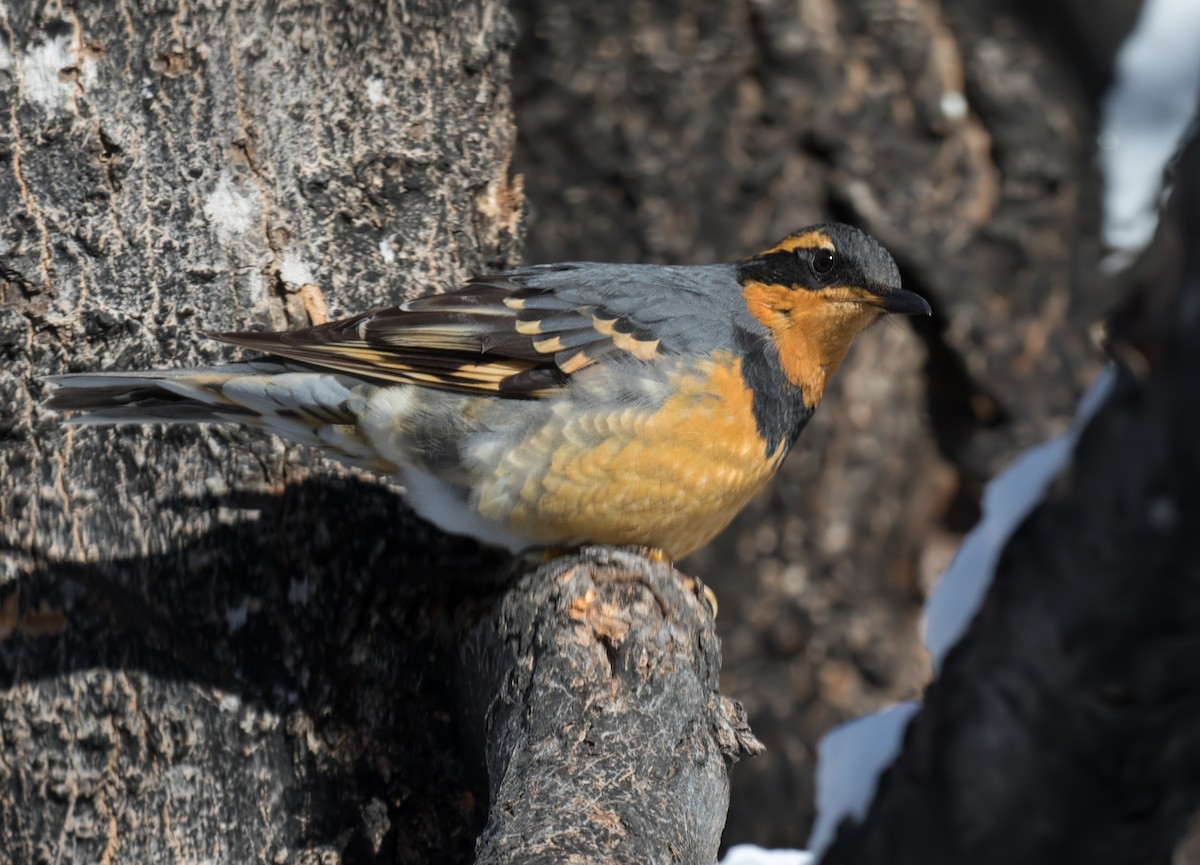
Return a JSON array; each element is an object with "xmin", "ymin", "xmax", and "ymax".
[{"xmin": 759, "ymin": 230, "xmax": 835, "ymax": 256}]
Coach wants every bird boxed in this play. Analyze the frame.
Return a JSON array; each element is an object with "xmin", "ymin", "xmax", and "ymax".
[{"xmin": 47, "ymin": 223, "xmax": 930, "ymax": 561}]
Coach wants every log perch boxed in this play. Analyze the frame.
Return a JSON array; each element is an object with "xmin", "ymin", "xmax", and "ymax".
[{"xmin": 462, "ymin": 547, "xmax": 763, "ymax": 865}]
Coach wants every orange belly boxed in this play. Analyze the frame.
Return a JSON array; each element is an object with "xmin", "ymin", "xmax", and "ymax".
[{"xmin": 476, "ymin": 353, "xmax": 785, "ymax": 558}]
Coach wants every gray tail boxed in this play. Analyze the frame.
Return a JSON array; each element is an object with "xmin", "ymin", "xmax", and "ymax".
[
  {"xmin": 45, "ymin": 363, "xmax": 393, "ymax": 471},
  {"xmin": 44, "ymin": 366, "xmax": 271, "ymax": 425}
]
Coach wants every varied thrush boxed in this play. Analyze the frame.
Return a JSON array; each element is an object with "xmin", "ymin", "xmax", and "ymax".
[{"xmin": 48, "ymin": 224, "xmax": 929, "ymax": 560}]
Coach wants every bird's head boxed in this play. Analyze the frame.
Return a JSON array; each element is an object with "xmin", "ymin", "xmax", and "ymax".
[{"xmin": 737, "ymin": 223, "xmax": 930, "ymax": 406}]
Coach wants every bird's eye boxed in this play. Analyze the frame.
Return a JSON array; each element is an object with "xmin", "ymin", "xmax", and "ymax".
[{"xmin": 811, "ymin": 249, "xmax": 836, "ymax": 275}]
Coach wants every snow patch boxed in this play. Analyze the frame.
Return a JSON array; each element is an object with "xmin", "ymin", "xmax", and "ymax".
[
  {"xmin": 23, "ymin": 35, "xmax": 76, "ymax": 114},
  {"xmin": 203, "ymin": 173, "xmax": 259, "ymax": 243},
  {"xmin": 279, "ymin": 250, "xmax": 315, "ymax": 287},
  {"xmin": 719, "ymin": 845, "xmax": 813, "ymax": 865},
  {"xmin": 923, "ymin": 366, "xmax": 1116, "ymax": 668},
  {"xmin": 379, "ymin": 238, "xmax": 397, "ymax": 264},
  {"xmin": 710, "ymin": 16, "xmax": 1195, "ymax": 865},
  {"xmin": 365, "ymin": 77, "xmax": 388, "ymax": 106},
  {"xmin": 1098, "ymin": 0, "xmax": 1200, "ymax": 266},
  {"xmin": 808, "ymin": 702, "xmax": 919, "ymax": 857},
  {"xmin": 0, "ymin": 40, "xmax": 13, "ymax": 73}
]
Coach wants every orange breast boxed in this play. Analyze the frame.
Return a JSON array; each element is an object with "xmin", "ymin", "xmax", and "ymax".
[{"xmin": 475, "ymin": 353, "xmax": 785, "ymax": 558}]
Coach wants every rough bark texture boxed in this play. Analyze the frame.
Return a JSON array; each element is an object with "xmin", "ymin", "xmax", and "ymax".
[
  {"xmin": 820, "ymin": 119, "xmax": 1200, "ymax": 865},
  {"xmin": 509, "ymin": 0, "xmax": 1136, "ymax": 846},
  {"xmin": 1, "ymin": 2, "xmax": 523, "ymax": 863},
  {"xmin": 463, "ymin": 548, "xmax": 761, "ymax": 865}
]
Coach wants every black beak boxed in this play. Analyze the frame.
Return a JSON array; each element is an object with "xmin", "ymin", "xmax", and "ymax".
[{"xmin": 875, "ymin": 287, "xmax": 932, "ymax": 316}]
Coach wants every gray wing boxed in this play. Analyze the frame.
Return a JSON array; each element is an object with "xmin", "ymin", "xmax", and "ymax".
[
  {"xmin": 215, "ymin": 262, "xmax": 750, "ymax": 399},
  {"xmin": 496, "ymin": 261, "xmax": 747, "ymax": 356}
]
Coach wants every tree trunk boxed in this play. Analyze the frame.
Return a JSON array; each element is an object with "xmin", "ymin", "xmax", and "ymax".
[
  {"xmin": 0, "ymin": 2, "xmax": 526, "ymax": 862},
  {"xmin": 819, "ymin": 121, "xmax": 1200, "ymax": 864}
]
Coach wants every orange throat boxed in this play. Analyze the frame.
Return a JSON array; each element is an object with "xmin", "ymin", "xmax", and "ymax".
[{"xmin": 741, "ymin": 280, "xmax": 882, "ymax": 406}]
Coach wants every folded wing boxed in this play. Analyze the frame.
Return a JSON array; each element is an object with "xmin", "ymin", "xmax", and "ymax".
[{"xmin": 214, "ymin": 264, "xmax": 684, "ymax": 399}]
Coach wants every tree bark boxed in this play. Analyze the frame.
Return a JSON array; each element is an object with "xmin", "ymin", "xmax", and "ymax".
[
  {"xmin": 0, "ymin": 2, "xmax": 525, "ymax": 863},
  {"xmin": 463, "ymin": 548, "xmax": 761, "ymax": 865},
  {"xmin": 819, "ymin": 122, "xmax": 1200, "ymax": 865}
]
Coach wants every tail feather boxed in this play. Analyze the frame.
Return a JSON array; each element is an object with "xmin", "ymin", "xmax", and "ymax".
[
  {"xmin": 45, "ymin": 364, "xmax": 395, "ymax": 471},
  {"xmin": 45, "ymin": 369, "xmax": 254, "ymax": 425},
  {"xmin": 46, "ymin": 365, "xmax": 286, "ymax": 423}
]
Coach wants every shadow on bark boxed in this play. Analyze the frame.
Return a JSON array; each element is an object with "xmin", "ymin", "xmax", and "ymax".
[
  {"xmin": 4, "ymin": 477, "xmax": 505, "ymax": 862},
  {"xmin": 4, "ymin": 481, "xmax": 760, "ymax": 864}
]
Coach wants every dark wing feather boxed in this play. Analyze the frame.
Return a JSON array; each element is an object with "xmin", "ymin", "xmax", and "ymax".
[{"xmin": 212, "ymin": 263, "xmax": 733, "ymax": 399}]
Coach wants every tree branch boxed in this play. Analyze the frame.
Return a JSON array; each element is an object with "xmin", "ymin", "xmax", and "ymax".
[{"xmin": 461, "ymin": 547, "xmax": 762, "ymax": 865}]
